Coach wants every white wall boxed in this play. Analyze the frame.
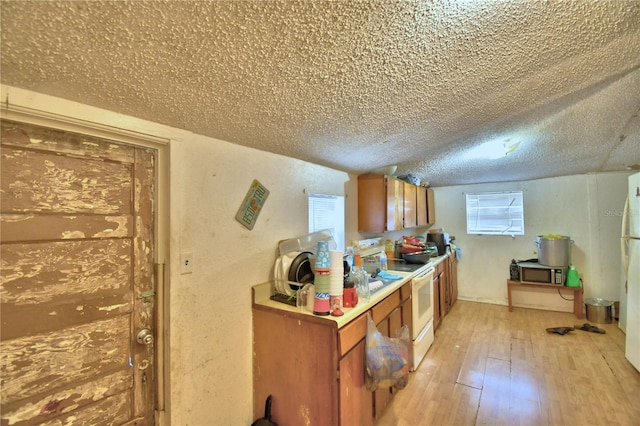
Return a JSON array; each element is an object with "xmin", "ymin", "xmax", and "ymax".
[
  {"xmin": 428, "ymin": 173, "xmax": 630, "ymax": 311},
  {"xmin": 168, "ymin": 136, "xmax": 358, "ymax": 426},
  {"xmin": 1, "ymin": 86, "xmax": 359, "ymax": 425}
]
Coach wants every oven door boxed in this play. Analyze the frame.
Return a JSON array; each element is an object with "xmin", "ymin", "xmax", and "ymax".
[
  {"xmin": 411, "ymin": 318, "xmax": 433, "ymax": 372},
  {"xmin": 411, "ymin": 266, "xmax": 435, "ymax": 340}
]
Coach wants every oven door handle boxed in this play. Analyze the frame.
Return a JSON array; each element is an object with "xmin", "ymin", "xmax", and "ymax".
[{"xmin": 414, "ymin": 267, "xmax": 435, "ymax": 281}]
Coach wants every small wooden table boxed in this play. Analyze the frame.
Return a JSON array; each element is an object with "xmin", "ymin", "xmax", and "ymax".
[{"xmin": 507, "ymin": 280, "xmax": 583, "ymax": 319}]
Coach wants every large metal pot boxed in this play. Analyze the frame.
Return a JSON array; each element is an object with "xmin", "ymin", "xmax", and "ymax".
[
  {"xmin": 584, "ymin": 298, "xmax": 613, "ymax": 324},
  {"xmin": 535, "ymin": 235, "xmax": 573, "ymax": 267}
]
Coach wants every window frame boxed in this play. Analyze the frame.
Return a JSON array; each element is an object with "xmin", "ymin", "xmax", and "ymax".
[{"xmin": 465, "ymin": 190, "xmax": 524, "ymax": 236}]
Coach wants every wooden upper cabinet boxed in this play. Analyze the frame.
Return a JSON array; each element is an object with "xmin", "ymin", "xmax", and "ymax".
[
  {"xmin": 358, "ymin": 175, "xmax": 435, "ymax": 232},
  {"xmin": 417, "ymin": 186, "xmax": 428, "ymax": 227},
  {"xmin": 358, "ymin": 174, "xmax": 403, "ymax": 233},
  {"xmin": 358, "ymin": 175, "xmax": 387, "ymax": 233},
  {"xmin": 386, "ymin": 177, "xmax": 404, "ymax": 231},
  {"xmin": 403, "ymin": 182, "xmax": 417, "ymax": 228},
  {"xmin": 426, "ymin": 188, "xmax": 436, "ymax": 225}
]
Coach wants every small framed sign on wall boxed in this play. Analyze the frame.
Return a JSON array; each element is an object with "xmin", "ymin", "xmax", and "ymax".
[{"xmin": 235, "ymin": 179, "xmax": 270, "ymax": 230}]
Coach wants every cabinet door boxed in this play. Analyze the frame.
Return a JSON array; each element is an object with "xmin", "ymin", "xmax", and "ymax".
[
  {"xmin": 442, "ymin": 255, "xmax": 455, "ymax": 314},
  {"xmin": 426, "ymin": 188, "xmax": 436, "ymax": 225},
  {"xmin": 450, "ymin": 255, "xmax": 458, "ymax": 307},
  {"xmin": 340, "ymin": 339, "xmax": 374, "ymax": 426},
  {"xmin": 374, "ymin": 317, "xmax": 393, "ymax": 418},
  {"xmin": 388, "ymin": 298, "xmax": 412, "ymax": 339},
  {"xmin": 440, "ymin": 271, "xmax": 448, "ymax": 317},
  {"xmin": 400, "ymin": 297, "xmax": 412, "ymax": 335},
  {"xmin": 433, "ymin": 272, "xmax": 442, "ymax": 329},
  {"xmin": 253, "ymin": 309, "xmax": 338, "ymax": 424},
  {"xmin": 358, "ymin": 175, "xmax": 387, "ymax": 233},
  {"xmin": 403, "ymin": 182, "xmax": 417, "ymax": 228},
  {"xmin": 417, "ymin": 186, "xmax": 428, "ymax": 227},
  {"xmin": 386, "ymin": 177, "xmax": 404, "ymax": 231},
  {"xmin": 398, "ymin": 299, "xmax": 413, "ymax": 378},
  {"xmin": 388, "ymin": 306, "xmax": 403, "ymax": 339}
]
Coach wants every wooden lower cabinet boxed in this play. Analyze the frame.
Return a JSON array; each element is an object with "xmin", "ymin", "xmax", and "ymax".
[
  {"xmin": 433, "ymin": 274, "xmax": 441, "ymax": 329},
  {"xmin": 364, "ymin": 284, "xmax": 412, "ymax": 421},
  {"xmin": 252, "ymin": 308, "xmax": 339, "ymax": 425},
  {"xmin": 433, "ymin": 252, "xmax": 458, "ymax": 330},
  {"xmin": 374, "ymin": 297, "xmax": 412, "ymax": 418},
  {"xmin": 438, "ymin": 274, "xmax": 448, "ymax": 322},
  {"xmin": 373, "ymin": 313, "xmax": 392, "ymax": 419},
  {"xmin": 449, "ymin": 251, "xmax": 458, "ymax": 309},
  {"xmin": 432, "ymin": 261, "xmax": 445, "ymax": 329},
  {"xmin": 253, "ymin": 283, "xmax": 412, "ymax": 425},
  {"xmin": 340, "ymin": 339, "xmax": 373, "ymax": 425}
]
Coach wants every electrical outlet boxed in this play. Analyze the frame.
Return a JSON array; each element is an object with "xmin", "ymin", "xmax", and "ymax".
[{"xmin": 181, "ymin": 252, "xmax": 193, "ymax": 275}]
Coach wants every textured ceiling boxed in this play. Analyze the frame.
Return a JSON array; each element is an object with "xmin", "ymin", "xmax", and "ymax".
[{"xmin": 1, "ymin": 0, "xmax": 639, "ymax": 186}]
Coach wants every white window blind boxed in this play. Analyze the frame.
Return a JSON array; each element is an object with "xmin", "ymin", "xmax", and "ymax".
[
  {"xmin": 308, "ymin": 194, "xmax": 345, "ymax": 250},
  {"xmin": 466, "ymin": 191, "xmax": 524, "ymax": 235}
]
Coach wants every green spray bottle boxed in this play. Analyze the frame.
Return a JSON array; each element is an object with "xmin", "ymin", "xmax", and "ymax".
[{"xmin": 566, "ymin": 264, "xmax": 580, "ymax": 287}]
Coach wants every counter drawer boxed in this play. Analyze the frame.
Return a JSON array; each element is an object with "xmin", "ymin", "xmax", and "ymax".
[
  {"xmin": 400, "ymin": 282, "xmax": 411, "ymax": 302},
  {"xmin": 338, "ymin": 313, "xmax": 368, "ymax": 357},
  {"xmin": 371, "ymin": 289, "xmax": 401, "ymax": 324}
]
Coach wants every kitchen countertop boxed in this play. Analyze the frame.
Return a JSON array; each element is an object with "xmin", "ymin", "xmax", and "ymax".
[{"xmin": 252, "ymin": 253, "xmax": 451, "ymax": 328}]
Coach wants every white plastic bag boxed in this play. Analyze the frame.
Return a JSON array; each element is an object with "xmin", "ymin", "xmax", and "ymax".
[{"xmin": 365, "ymin": 312, "xmax": 410, "ymax": 391}]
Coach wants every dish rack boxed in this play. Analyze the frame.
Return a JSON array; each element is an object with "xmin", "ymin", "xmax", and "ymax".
[
  {"xmin": 270, "ymin": 279, "xmax": 305, "ymax": 306},
  {"xmin": 271, "ymin": 230, "xmax": 336, "ymax": 306}
]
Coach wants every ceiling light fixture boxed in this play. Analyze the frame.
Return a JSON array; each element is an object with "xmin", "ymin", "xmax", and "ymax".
[{"xmin": 466, "ymin": 137, "xmax": 522, "ymax": 160}]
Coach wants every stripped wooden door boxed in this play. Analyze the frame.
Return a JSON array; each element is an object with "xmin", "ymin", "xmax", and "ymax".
[{"xmin": 0, "ymin": 120, "xmax": 156, "ymax": 425}]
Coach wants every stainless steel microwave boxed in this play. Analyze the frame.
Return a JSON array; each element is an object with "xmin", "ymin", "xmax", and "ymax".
[{"xmin": 517, "ymin": 261, "xmax": 565, "ymax": 285}]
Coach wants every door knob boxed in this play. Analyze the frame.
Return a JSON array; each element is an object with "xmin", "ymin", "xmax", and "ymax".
[{"xmin": 136, "ymin": 328, "xmax": 153, "ymax": 345}]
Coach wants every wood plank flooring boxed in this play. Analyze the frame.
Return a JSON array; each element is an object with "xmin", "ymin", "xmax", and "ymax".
[{"xmin": 377, "ymin": 301, "xmax": 640, "ymax": 426}]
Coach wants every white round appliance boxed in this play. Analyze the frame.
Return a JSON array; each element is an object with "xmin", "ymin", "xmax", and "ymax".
[{"xmin": 273, "ymin": 251, "xmax": 314, "ymax": 296}]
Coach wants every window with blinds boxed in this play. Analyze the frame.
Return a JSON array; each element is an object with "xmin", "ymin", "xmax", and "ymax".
[
  {"xmin": 308, "ymin": 193, "xmax": 345, "ymax": 250},
  {"xmin": 466, "ymin": 191, "xmax": 524, "ymax": 235}
]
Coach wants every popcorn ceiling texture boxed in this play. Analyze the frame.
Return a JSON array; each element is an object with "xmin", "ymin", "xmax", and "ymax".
[{"xmin": 1, "ymin": 0, "xmax": 639, "ymax": 186}]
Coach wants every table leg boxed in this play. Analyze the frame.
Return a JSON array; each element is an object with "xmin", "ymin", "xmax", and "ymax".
[
  {"xmin": 574, "ymin": 289, "xmax": 583, "ymax": 319},
  {"xmin": 508, "ymin": 284, "xmax": 513, "ymax": 312}
]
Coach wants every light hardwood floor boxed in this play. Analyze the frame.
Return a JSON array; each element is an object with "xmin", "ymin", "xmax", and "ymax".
[{"xmin": 377, "ymin": 300, "xmax": 640, "ymax": 426}]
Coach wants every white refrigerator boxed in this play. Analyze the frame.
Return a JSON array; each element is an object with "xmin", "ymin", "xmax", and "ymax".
[{"xmin": 621, "ymin": 172, "xmax": 640, "ymax": 372}]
